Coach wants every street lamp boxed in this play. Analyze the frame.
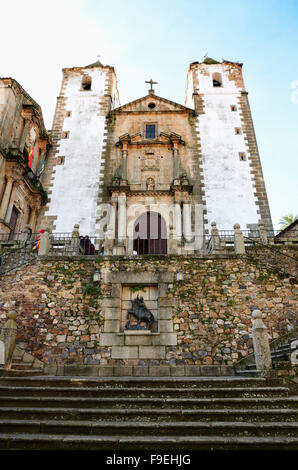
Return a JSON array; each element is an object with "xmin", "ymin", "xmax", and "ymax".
[{"xmin": 93, "ymin": 270, "xmax": 101, "ymax": 282}]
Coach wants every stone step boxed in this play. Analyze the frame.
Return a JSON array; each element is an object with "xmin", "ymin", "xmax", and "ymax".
[
  {"xmin": 0, "ymin": 376, "xmax": 269, "ymax": 389},
  {"xmin": 1, "ymin": 395, "xmax": 297, "ymax": 410},
  {"xmin": 0, "ymin": 407, "xmax": 296, "ymax": 422},
  {"xmin": 0, "ymin": 368, "xmax": 43, "ymax": 378},
  {"xmin": 271, "ymin": 353, "xmax": 291, "ymax": 360},
  {"xmin": 0, "ymin": 385, "xmax": 289, "ymax": 399},
  {"xmin": 1, "ymin": 432, "xmax": 298, "ymax": 450},
  {"xmin": 1, "ymin": 419, "xmax": 297, "ymax": 438},
  {"xmin": 235, "ymin": 369, "xmax": 261, "ymax": 377},
  {"xmin": 10, "ymin": 364, "xmax": 37, "ymax": 370}
]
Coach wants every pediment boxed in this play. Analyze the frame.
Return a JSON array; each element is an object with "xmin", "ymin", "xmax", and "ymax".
[
  {"xmin": 112, "ymin": 94, "xmax": 195, "ymax": 114},
  {"xmin": 116, "ymin": 130, "xmax": 185, "ymax": 146}
]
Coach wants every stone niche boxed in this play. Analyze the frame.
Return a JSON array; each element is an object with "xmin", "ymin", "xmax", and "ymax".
[
  {"xmin": 121, "ymin": 285, "xmax": 158, "ymax": 333},
  {"xmin": 100, "ymin": 269, "xmax": 177, "ymax": 361}
]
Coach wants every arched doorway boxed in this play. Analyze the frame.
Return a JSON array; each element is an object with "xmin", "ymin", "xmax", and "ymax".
[{"xmin": 133, "ymin": 212, "xmax": 167, "ymax": 254}]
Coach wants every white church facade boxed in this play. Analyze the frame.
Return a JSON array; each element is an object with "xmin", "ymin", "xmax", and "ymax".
[{"xmin": 37, "ymin": 57, "xmax": 273, "ymax": 254}]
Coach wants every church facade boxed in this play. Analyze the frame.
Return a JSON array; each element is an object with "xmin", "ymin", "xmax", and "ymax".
[{"xmin": 37, "ymin": 58, "xmax": 273, "ymax": 254}]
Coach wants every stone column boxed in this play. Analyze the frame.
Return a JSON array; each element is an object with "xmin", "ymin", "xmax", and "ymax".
[
  {"xmin": 258, "ymin": 221, "xmax": 268, "ymax": 245},
  {"xmin": 118, "ymin": 193, "xmax": 126, "ymax": 247},
  {"xmin": 183, "ymin": 200, "xmax": 192, "ymax": 243},
  {"xmin": 38, "ymin": 228, "xmax": 50, "ymax": 256},
  {"xmin": 109, "ymin": 196, "xmax": 117, "ymax": 239},
  {"xmin": 234, "ymin": 223, "xmax": 246, "ymax": 254},
  {"xmin": 168, "ymin": 225, "xmax": 178, "ymax": 254},
  {"xmin": 29, "ymin": 205, "xmax": 38, "ymax": 233},
  {"xmin": 173, "ymin": 147, "xmax": 179, "ymax": 180},
  {"xmin": 252, "ymin": 310, "xmax": 272, "ymax": 374},
  {"xmin": 211, "ymin": 221, "xmax": 222, "ymax": 252},
  {"xmin": 174, "ymin": 202, "xmax": 182, "ymax": 243},
  {"xmin": 4, "ymin": 180, "xmax": 20, "ymax": 223},
  {"xmin": 71, "ymin": 224, "xmax": 80, "ymax": 254},
  {"xmin": 0, "ymin": 176, "xmax": 14, "ymax": 220},
  {"xmin": 121, "ymin": 149, "xmax": 128, "ymax": 181},
  {"xmin": 0, "ymin": 310, "xmax": 17, "ymax": 369},
  {"xmin": 104, "ymin": 225, "xmax": 114, "ymax": 255}
]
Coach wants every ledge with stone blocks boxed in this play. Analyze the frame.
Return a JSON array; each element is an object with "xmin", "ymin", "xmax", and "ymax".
[{"xmin": 42, "ymin": 364, "xmax": 235, "ymax": 377}]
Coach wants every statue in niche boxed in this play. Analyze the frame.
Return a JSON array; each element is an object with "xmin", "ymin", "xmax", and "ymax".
[
  {"xmin": 146, "ymin": 177, "xmax": 155, "ymax": 191},
  {"xmin": 125, "ymin": 295, "xmax": 155, "ymax": 330},
  {"xmin": 180, "ymin": 172, "xmax": 189, "ymax": 185}
]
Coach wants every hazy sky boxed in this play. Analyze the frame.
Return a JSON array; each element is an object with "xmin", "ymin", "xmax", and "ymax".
[{"xmin": 1, "ymin": 0, "xmax": 297, "ymax": 229}]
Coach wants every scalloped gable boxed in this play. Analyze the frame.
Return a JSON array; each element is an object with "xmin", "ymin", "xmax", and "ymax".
[{"xmin": 112, "ymin": 94, "xmax": 195, "ymax": 114}]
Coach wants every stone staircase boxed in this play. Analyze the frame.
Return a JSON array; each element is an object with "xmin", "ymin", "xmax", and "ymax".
[
  {"xmin": 236, "ymin": 335, "xmax": 298, "ymax": 376},
  {"xmin": 0, "ymin": 375, "xmax": 297, "ymax": 450}
]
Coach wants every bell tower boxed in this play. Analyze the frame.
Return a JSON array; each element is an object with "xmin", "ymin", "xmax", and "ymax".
[
  {"xmin": 38, "ymin": 60, "xmax": 120, "ymax": 234},
  {"xmin": 185, "ymin": 57, "xmax": 273, "ymax": 232}
]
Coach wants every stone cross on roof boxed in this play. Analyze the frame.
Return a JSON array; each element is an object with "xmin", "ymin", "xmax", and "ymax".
[{"xmin": 145, "ymin": 79, "xmax": 158, "ymax": 94}]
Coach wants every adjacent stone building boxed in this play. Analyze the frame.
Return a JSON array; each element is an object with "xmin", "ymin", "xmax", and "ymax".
[
  {"xmin": 0, "ymin": 78, "xmax": 50, "ymax": 239},
  {"xmin": 276, "ymin": 220, "xmax": 298, "ymax": 239}
]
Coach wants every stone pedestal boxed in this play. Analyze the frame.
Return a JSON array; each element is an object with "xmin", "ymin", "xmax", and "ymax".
[
  {"xmin": 234, "ymin": 223, "xmax": 246, "ymax": 254},
  {"xmin": 252, "ymin": 310, "xmax": 272, "ymax": 374},
  {"xmin": 39, "ymin": 228, "xmax": 51, "ymax": 256}
]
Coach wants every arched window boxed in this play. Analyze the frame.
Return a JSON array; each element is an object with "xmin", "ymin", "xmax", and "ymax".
[
  {"xmin": 81, "ymin": 74, "xmax": 92, "ymax": 90},
  {"xmin": 212, "ymin": 72, "xmax": 222, "ymax": 87}
]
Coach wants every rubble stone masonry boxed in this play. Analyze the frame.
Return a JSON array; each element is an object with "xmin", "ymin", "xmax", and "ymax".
[{"xmin": 0, "ymin": 252, "xmax": 296, "ymax": 371}]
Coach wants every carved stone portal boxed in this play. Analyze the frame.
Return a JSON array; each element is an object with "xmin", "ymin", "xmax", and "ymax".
[{"xmin": 125, "ymin": 295, "xmax": 154, "ymax": 330}]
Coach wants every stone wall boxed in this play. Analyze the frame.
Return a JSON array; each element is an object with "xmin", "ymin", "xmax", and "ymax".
[{"xmin": 0, "ymin": 253, "xmax": 297, "ymax": 371}]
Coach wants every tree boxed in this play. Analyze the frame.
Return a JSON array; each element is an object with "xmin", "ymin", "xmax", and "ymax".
[{"xmin": 278, "ymin": 213, "xmax": 298, "ymax": 230}]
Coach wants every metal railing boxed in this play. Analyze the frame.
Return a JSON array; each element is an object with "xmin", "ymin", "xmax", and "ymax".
[
  {"xmin": 0, "ymin": 232, "xmax": 40, "ymax": 243},
  {"xmin": 0, "ymin": 228, "xmax": 297, "ymax": 262},
  {"xmin": 244, "ymin": 236, "xmax": 298, "ymax": 278},
  {"xmin": 0, "ymin": 243, "xmax": 38, "ymax": 275},
  {"xmin": 46, "ymin": 234, "xmax": 211, "ymax": 256}
]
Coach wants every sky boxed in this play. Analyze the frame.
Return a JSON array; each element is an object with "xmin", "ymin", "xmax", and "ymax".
[{"xmin": 1, "ymin": 0, "xmax": 297, "ymax": 230}]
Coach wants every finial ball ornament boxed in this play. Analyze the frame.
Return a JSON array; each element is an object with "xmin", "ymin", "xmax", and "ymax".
[
  {"xmin": 8, "ymin": 310, "xmax": 17, "ymax": 320},
  {"xmin": 252, "ymin": 309, "xmax": 262, "ymax": 319}
]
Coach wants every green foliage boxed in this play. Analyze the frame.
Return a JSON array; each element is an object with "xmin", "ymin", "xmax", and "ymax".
[
  {"xmin": 83, "ymin": 285, "xmax": 100, "ymax": 297},
  {"xmin": 129, "ymin": 285, "xmax": 146, "ymax": 293},
  {"xmin": 278, "ymin": 213, "xmax": 298, "ymax": 230},
  {"xmin": 38, "ymin": 184, "xmax": 49, "ymax": 205}
]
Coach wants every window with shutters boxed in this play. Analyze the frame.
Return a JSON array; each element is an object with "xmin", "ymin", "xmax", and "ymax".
[{"xmin": 145, "ymin": 124, "xmax": 156, "ymax": 139}]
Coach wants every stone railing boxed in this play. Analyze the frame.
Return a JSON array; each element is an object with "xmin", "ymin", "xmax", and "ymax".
[
  {"xmin": 0, "ymin": 311, "xmax": 17, "ymax": 371},
  {"xmin": 1, "ymin": 221, "xmax": 297, "ymax": 261},
  {"xmin": 33, "ymin": 223, "xmax": 249, "ymax": 257},
  {"xmin": 235, "ymin": 314, "xmax": 298, "ymax": 375}
]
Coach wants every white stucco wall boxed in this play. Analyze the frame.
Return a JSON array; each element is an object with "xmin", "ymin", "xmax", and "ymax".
[
  {"xmin": 194, "ymin": 65, "xmax": 259, "ymax": 231},
  {"xmin": 46, "ymin": 68, "xmax": 109, "ymax": 235},
  {"xmin": 184, "ymin": 70, "xmax": 194, "ymax": 109}
]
